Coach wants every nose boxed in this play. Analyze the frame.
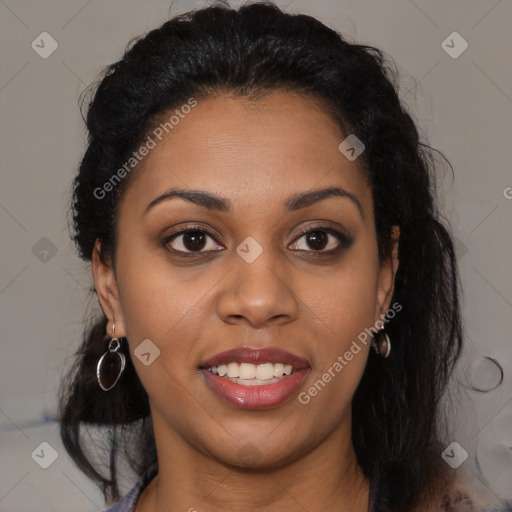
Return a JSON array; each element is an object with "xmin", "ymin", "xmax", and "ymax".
[{"xmin": 216, "ymin": 244, "xmax": 299, "ymax": 329}]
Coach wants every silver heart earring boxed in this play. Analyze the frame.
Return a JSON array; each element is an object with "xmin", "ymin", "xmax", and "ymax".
[{"xmin": 96, "ymin": 323, "xmax": 126, "ymax": 391}]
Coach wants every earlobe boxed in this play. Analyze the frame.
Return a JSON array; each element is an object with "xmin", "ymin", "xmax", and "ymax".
[
  {"xmin": 92, "ymin": 239, "xmax": 127, "ymax": 337},
  {"xmin": 375, "ymin": 226, "xmax": 400, "ymax": 319}
]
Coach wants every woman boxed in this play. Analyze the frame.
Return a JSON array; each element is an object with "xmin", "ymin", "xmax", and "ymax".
[{"xmin": 57, "ymin": 1, "xmax": 510, "ymax": 511}]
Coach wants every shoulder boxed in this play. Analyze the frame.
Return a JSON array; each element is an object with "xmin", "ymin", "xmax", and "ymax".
[
  {"xmin": 417, "ymin": 471, "xmax": 512, "ymax": 512},
  {"xmin": 102, "ymin": 462, "xmax": 158, "ymax": 512},
  {"xmin": 102, "ymin": 485, "xmax": 141, "ymax": 512}
]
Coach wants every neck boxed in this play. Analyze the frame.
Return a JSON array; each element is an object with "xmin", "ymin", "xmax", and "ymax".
[{"xmin": 137, "ymin": 411, "xmax": 370, "ymax": 512}]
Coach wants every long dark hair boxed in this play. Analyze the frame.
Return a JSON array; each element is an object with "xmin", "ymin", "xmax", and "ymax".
[{"xmin": 58, "ymin": 2, "xmax": 464, "ymax": 510}]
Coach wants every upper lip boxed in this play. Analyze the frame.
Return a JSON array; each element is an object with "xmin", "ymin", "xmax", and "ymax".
[{"xmin": 199, "ymin": 346, "xmax": 310, "ymax": 370}]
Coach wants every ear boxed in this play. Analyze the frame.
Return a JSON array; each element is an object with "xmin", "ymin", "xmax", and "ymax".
[
  {"xmin": 375, "ymin": 226, "xmax": 400, "ymax": 322},
  {"xmin": 92, "ymin": 239, "xmax": 127, "ymax": 338}
]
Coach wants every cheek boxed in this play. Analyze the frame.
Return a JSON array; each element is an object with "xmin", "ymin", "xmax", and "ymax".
[
  {"xmin": 114, "ymin": 244, "xmax": 226, "ymax": 388},
  {"xmin": 298, "ymin": 274, "xmax": 376, "ymax": 424},
  {"xmin": 115, "ymin": 240, "xmax": 200, "ymax": 337},
  {"xmin": 314, "ymin": 246, "xmax": 380, "ymax": 346},
  {"xmin": 299, "ymin": 243, "xmax": 379, "ymax": 409},
  {"xmin": 114, "ymin": 259, "xmax": 204, "ymax": 414},
  {"xmin": 319, "ymin": 273, "xmax": 378, "ymax": 331}
]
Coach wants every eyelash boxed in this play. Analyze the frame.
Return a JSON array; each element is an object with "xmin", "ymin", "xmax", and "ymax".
[{"xmin": 160, "ymin": 224, "xmax": 354, "ymax": 258}]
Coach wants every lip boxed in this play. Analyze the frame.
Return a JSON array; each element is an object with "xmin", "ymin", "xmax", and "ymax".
[
  {"xmin": 199, "ymin": 346, "xmax": 310, "ymax": 370},
  {"xmin": 199, "ymin": 346, "xmax": 311, "ymax": 410},
  {"xmin": 201, "ymin": 367, "xmax": 309, "ymax": 409}
]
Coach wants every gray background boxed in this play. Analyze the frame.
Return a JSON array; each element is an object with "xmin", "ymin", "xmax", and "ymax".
[{"xmin": 1, "ymin": 0, "xmax": 511, "ymax": 510}]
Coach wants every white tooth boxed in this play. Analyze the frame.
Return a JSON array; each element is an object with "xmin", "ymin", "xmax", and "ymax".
[
  {"xmin": 239, "ymin": 363, "xmax": 257, "ymax": 379},
  {"xmin": 215, "ymin": 362, "xmax": 295, "ymax": 380},
  {"xmin": 226, "ymin": 362, "xmax": 239, "ymax": 378},
  {"xmin": 227, "ymin": 376, "xmax": 282, "ymax": 386},
  {"xmin": 273, "ymin": 363, "xmax": 285, "ymax": 377},
  {"xmin": 256, "ymin": 363, "xmax": 275, "ymax": 380}
]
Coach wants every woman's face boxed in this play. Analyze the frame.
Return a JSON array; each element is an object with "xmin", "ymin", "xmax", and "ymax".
[{"xmin": 93, "ymin": 91, "xmax": 398, "ymax": 468}]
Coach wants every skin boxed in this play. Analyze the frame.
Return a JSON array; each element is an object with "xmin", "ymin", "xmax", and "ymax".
[{"xmin": 93, "ymin": 90, "xmax": 400, "ymax": 512}]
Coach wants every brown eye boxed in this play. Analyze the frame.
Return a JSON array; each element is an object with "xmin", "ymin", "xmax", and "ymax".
[
  {"xmin": 163, "ymin": 228, "xmax": 224, "ymax": 254},
  {"xmin": 303, "ymin": 230, "xmax": 329, "ymax": 251},
  {"xmin": 290, "ymin": 227, "xmax": 353, "ymax": 253}
]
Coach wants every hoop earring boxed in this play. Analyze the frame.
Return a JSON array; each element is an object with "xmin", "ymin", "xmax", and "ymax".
[
  {"xmin": 97, "ymin": 323, "xmax": 126, "ymax": 391},
  {"xmin": 371, "ymin": 329, "xmax": 391, "ymax": 358}
]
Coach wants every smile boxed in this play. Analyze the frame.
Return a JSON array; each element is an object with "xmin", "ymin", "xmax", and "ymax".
[{"xmin": 199, "ymin": 346, "xmax": 310, "ymax": 409}]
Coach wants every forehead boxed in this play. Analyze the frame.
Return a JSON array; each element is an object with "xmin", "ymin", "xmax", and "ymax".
[{"xmin": 120, "ymin": 91, "xmax": 372, "ymax": 217}]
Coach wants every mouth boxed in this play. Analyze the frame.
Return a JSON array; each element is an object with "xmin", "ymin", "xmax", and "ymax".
[{"xmin": 198, "ymin": 346, "xmax": 310, "ymax": 409}]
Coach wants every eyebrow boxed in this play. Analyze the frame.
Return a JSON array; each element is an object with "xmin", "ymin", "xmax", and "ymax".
[{"xmin": 144, "ymin": 185, "xmax": 364, "ymax": 220}]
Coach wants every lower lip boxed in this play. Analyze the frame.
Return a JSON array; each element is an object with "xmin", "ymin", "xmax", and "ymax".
[{"xmin": 201, "ymin": 368, "xmax": 309, "ymax": 409}]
